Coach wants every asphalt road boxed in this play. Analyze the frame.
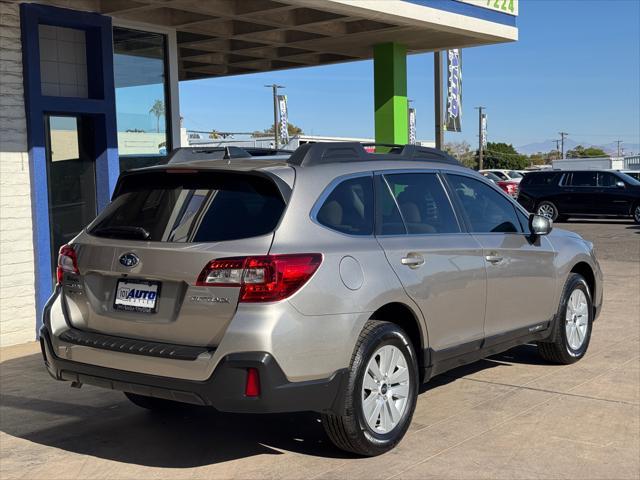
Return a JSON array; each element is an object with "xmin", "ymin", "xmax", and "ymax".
[{"xmin": 1, "ymin": 220, "xmax": 638, "ymax": 479}]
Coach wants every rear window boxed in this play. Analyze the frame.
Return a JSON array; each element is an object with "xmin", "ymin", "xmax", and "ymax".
[
  {"xmin": 90, "ymin": 171, "xmax": 285, "ymax": 242},
  {"xmin": 316, "ymin": 176, "xmax": 374, "ymax": 235},
  {"xmin": 521, "ymin": 172, "xmax": 559, "ymax": 186}
]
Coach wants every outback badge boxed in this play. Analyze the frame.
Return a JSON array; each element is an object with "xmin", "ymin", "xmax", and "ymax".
[{"xmin": 119, "ymin": 252, "xmax": 139, "ymax": 268}]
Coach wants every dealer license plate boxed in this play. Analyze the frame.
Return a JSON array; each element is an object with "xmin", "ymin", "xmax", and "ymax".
[{"xmin": 114, "ymin": 279, "xmax": 160, "ymax": 313}]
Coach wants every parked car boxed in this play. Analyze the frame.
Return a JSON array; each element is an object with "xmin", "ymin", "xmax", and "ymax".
[
  {"xmin": 517, "ymin": 170, "xmax": 640, "ymax": 224},
  {"xmin": 479, "ymin": 169, "xmax": 524, "ymax": 183},
  {"xmin": 621, "ymin": 170, "xmax": 640, "ymax": 181},
  {"xmin": 41, "ymin": 143, "xmax": 603, "ymax": 456},
  {"xmin": 481, "ymin": 171, "xmax": 519, "ymax": 197}
]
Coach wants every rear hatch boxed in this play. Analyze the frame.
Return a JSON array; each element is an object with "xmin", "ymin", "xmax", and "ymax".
[{"xmin": 61, "ymin": 168, "xmax": 289, "ymax": 347}]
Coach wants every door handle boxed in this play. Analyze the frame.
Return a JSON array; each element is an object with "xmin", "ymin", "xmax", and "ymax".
[
  {"xmin": 485, "ymin": 253, "xmax": 504, "ymax": 264},
  {"xmin": 401, "ymin": 254, "xmax": 425, "ymax": 268}
]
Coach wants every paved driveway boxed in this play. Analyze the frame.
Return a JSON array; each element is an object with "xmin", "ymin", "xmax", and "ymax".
[{"xmin": 1, "ymin": 220, "xmax": 639, "ymax": 479}]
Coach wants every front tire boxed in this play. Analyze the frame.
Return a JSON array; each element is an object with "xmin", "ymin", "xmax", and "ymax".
[
  {"xmin": 538, "ymin": 273, "xmax": 593, "ymax": 364},
  {"xmin": 537, "ymin": 200, "xmax": 561, "ymax": 222},
  {"xmin": 322, "ymin": 320, "xmax": 418, "ymax": 456},
  {"xmin": 633, "ymin": 203, "xmax": 640, "ymax": 224}
]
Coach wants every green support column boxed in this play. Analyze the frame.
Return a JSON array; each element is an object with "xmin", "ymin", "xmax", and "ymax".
[{"xmin": 374, "ymin": 42, "xmax": 408, "ymax": 146}]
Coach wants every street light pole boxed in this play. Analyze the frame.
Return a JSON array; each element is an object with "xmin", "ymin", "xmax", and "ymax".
[
  {"xmin": 475, "ymin": 106, "xmax": 485, "ymax": 170},
  {"xmin": 265, "ymin": 84, "xmax": 285, "ymax": 149}
]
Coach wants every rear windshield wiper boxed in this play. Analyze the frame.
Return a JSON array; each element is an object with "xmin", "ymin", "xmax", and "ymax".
[{"xmin": 92, "ymin": 226, "xmax": 150, "ymax": 240}]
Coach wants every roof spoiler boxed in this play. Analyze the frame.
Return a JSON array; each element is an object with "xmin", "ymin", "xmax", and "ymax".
[{"xmin": 286, "ymin": 142, "xmax": 461, "ymax": 167}]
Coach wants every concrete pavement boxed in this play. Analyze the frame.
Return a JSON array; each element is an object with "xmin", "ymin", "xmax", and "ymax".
[{"xmin": 1, "ymin": 221, "xmax": 638, "ymax": 479}]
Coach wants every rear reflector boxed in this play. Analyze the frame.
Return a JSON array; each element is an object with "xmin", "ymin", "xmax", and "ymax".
[
  {"xmin": 245, "ymin": 368, "xmax": 260, "ymax": 397},
  {"xmin": 196, "ymin": 254, "xmax": 322, "ymax": 302},
  {"xmin": 57, "ymin": 244, "xmax": 79, "ymax": 285}
]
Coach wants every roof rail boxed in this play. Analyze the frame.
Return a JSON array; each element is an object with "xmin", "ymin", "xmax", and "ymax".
[{"xmin": 286, "ymin": 142, "xmax": 460, "ymax": 167}]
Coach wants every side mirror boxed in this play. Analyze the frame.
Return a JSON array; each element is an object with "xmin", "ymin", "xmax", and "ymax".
[
  {"xmin": 529, "ymin": 214, "xmax": 552, "ymax": 236},
  {"xmin": 616, "ymin": 181, "xmax": 625, "ymax": 188}
]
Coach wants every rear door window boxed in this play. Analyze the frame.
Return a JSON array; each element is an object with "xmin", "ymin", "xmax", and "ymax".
[
  {"xmin": 569, "ymin": 171, "xmax": 597, "ymax": 187},
  {"xmin": 316, "ymin": 176, "xmax": 374, "ymax": 235},
  {"xmin": 380, "ymin": 173, "xmax": 460, "ymax": 234},
  {"xmin": 90, "ymin": 171, "xmax": 286, "ymax": 242}
]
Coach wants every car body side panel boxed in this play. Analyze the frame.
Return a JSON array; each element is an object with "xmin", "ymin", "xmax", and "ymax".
[
  {"xmin": 376, "ymin": 234, "xmax": 486, "ymax": 351},
  {"xmin": 474, "ymin": 233, "xmax": 557, "ymax": 337}
]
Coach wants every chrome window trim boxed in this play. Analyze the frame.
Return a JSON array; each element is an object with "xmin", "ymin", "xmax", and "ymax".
[{"xmin": 309, "ymin": 171, "xmax": 375, "ymax": 238}]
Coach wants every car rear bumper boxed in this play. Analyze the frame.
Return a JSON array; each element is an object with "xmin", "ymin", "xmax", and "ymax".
[{"xmin": 40, "ymin": 324, "xmax": 347, "ymax": 414}]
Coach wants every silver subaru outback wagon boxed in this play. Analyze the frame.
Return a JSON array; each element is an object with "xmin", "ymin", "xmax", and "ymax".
[{"xmin": 41, "ymin": 143, "xmax": 603, "ymax": 456}]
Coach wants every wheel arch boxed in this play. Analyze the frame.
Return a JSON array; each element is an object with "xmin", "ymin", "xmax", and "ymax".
[
  {"xmin": 369, "ymin": 302, "xmax": 427, "ymax": 381},
  {"xmin": 569, "ymin": 261, "xmax": 596, "ymax": 319}
]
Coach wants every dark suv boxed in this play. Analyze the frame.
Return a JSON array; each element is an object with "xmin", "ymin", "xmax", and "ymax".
[{"xmin": 518, "ymin": 170, "xmax": 640, "ymax": 223}]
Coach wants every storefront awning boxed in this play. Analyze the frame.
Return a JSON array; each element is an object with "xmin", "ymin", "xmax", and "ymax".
[{"xmin": 101, "ymin": 0, "xmax": 518, "ymax": 80}]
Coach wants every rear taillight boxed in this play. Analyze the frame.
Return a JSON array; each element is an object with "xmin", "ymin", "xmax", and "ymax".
[
  {"xmin": 57, "ymin": 244, "xmax": 79, "ymax": 285},
  {"xmin": 196, "ymin": 254, "xmax": 322, "ymax": 302}
]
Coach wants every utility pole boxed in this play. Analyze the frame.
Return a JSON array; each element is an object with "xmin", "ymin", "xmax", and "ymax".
[
  {"xmin": 265, "ymin": 84, "xmax": 285, "ymax": 148},
  {"xmin": 475, "ymin": 106, "xmax": 485, "ymax": 170},
  {"xmin": 434, "ymin": 51, "xmax": 444, "ymax": 150},
  {"xmin": 559, "ymin": 132, "xmax": 569, "ymax": 159},
  {"xmin": 616, "ymin": 139, "xmax": 623, "ymax": 158}
]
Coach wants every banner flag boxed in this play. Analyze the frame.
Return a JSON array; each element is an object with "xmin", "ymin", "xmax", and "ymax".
[
  {"xmin": 481, "ymin": 113, "xmax": 488, "ymax": 148},
  {"xmin": 445, "ymin": 49, "xmax": 462, "ymax": 132},
  {"xmin": 408, "ymin": 108, "xmax": 417, "ymax": 145},
  {"xmin": 277, "ymin": 95, "xmax": 289, "ymax": 145}
]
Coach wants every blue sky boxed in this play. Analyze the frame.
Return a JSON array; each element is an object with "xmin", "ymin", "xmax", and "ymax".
[{"xmin": 178, "ymin": 0, "xmax": 640, "ymax": 149}]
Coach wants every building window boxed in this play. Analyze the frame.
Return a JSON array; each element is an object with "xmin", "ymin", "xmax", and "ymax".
[
  {"xmin": 39, "ymin": 25, "xmax": 88, "ymax": 98},
  {"xmin": 113, "ymin": 27, "xmax": 170, "ymax": 171}
]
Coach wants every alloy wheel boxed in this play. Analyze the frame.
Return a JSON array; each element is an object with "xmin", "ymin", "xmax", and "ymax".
[
  {"xmin": 537, "ymin": 203, "xmax": 556, "ymax": 220},
  {"xmin": 565, "ymin": 289, "xmax": 589, "ymax": 351},
  {"xmin": 361, "ymin": 344, "xmax": 410, "ymax": 434},
  {"xmin": 634, "ymin": 205, "xmax": 640, "ymax": 223}
]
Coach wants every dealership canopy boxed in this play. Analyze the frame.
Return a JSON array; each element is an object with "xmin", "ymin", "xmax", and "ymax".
[{"xmin": 97, "ymin": 0, "xmax": 518, "ymax": 80}]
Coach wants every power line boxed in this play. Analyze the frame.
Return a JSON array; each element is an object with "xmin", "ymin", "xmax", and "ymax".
[{"xmin": 559, "ymin": 132, "xmax": 569, "ymax": 159}]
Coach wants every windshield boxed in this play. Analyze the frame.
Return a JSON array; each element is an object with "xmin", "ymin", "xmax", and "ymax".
[
  {"xmin": 618, "ymin": 172, "xmax": 640, "ymax": 185},
  {"xmin": 482, "ymin": 172, "xmax": 502, "ymax": 182},
  {"xmin": 508, "ymin": 171, "xmax": 524, "ymax": 179},
  {"xmin": 90, "ymin": 171, "xmax": 286, "ymax": 242}
]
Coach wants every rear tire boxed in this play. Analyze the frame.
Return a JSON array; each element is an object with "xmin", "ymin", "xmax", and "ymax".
[
  {"xmin": 538, "ymin": 273, "xmax": 593, "ymax": 364},
  {"xmin": 322, "ymin": 320, "xmax": 418, "ymax": 456},
  {"xmin": 124, "ymin": 392, "xmax": 186, "ymax": 411},
  {"xmin": 537, "ymin": 201, "xmax": 560, "ymax": 222}
]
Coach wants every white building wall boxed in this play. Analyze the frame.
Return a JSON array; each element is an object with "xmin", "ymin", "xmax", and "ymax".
[{"xmin": 0, "ymin": 1, "xmax": 37, "ymax": 346}]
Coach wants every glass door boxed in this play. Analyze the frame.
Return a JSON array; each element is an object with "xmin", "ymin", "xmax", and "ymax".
[{"xmin": 45, "ymin": 115, "xmax": 97, "ymax": 280}]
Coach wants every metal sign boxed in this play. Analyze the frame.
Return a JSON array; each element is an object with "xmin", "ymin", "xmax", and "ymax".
[
  {"xmin": 481, "ymin": 113, "xmax": 488, "ymax": 147},
  {"xmin": 277, "ymin": 95, "xmax": 289, "ymax": 145},
  {"xmin": 408, "ymin": 108, "xmax": 417, "ymax": 145},
  {"xmin": 458, "ymin": 0, "xmax": 518, "ymax": 16},
  {"xmin": 445, "ymin": 49, "xmax": 462, "ymax": 133}
]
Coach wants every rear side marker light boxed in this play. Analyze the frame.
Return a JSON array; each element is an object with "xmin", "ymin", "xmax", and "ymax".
[
  {"xmin": 245, "ymin": 368, "xmax": 260, "ymax": 397},
  {"xmin": 196, "ymin": 254, "xmax": 322, "ymax": 302},
  {"xmin": 57, "ymin": 244, "xmax": 79, "ymax": 285}
]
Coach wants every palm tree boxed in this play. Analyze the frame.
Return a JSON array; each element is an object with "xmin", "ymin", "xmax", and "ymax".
[{"xmin": 149, "ymin": 99, "xmax": 164, "ymax": 133}]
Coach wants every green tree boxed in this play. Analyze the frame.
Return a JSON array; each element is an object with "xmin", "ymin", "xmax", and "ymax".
[
  {"xmin": 252, "ymin": 122, "xmax": 304, "ymax": 137},
  {"xmin": 566, "ymin": 145, "xmax": 608, "ymax": 158},
  {"xmin": 476, "ymin": 142, "xmax": 528, "ymax": 170},
  {"xmin": 444, "ymin": 141, "xmax": 476, "ymax": 169},
  {"xmin": 149, "ymin": 99, "xmax": 164, "ymax": 133}
]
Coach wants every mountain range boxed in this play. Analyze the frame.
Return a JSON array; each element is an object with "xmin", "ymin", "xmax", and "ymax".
[{"xmin": 517, "ymin": 139, "xmax": 639, "ymax": 156}]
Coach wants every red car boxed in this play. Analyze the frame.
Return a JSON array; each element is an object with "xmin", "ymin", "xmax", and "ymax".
[{"xmin": 481, "ymin": 171, "xmax": 519, "ymax": 197}]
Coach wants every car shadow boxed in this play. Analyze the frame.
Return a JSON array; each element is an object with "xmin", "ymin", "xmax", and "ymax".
[
  {"xmin": 626, "ymin": 225, "xmax": 640, "ymax": 233},
  {"xmin": 0, "ymin": 345, "xmax": 553, "ymax": 467}
]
